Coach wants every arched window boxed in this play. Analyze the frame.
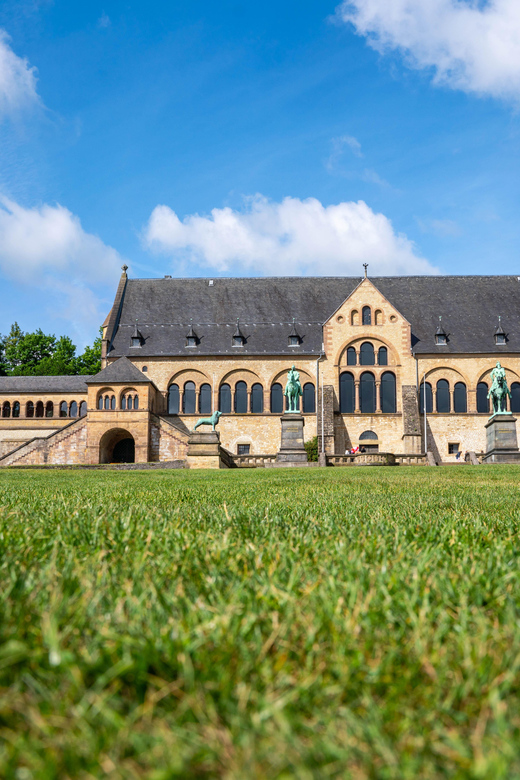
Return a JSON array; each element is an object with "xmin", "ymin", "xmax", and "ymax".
[
  {"xmin": 420, "ymin": 382, "xmax": 433, "ymax": 414},
  {"xmin": 453, "ymin": 382, "xmax": 467, "ymax": 413},
  {"xmin": 375, "ymin": 310, "xmax": 383, "ymax": 325},
  {"xmin": 380, "ymin": 372, "xmax": 396, "ymax": 413},
  {"xmin": 127, "ymin": 396, "xmax": 133, "ymax": 410},
  {"xmin": 26, "ymin": 401, "xmax": 34, "ymax": 418},
  {"xmin": 98, "ymin": 395, "xmax": 103, "ymax": 410},
  {"xmin": 347, "ymin": 347, "xmax": 356, "ymax": 366},
  {"xmin": 70, "ymin": 401, "xmax": 78, "ymax": 418},
  {"xmin": 104, "ymin": 395, "xmax": 110, "ymax": 410},
  {"xmin": 360, "ymin": 372, "xmax": 376, "ymax": 413},
  {"xmin": 436, "ymin": 379, "xmax": 450, "ymax": 413},
  {"xmin": 351, "ymin": 310, "xmax": 359, "ymax": 326},
  {"xmin": 219, "ymin": 383, "xmax": 231, "ymax": 414},
  {"xmin": 12, "ymin": 401, "xmax": 20, "ymax": 419},
  {"xmin": 60, "ymin": 401, "xmax": 68, "ymax": 417},
  {"xmin": 378, "ymin": 347, "xmax": 388, "ymax": 366},
  {"xmin": 168, "ymin": 384, "xmax": 179, "ymax": 414},
  {"xmin": 511, "ymin": 382, "xmax": 520, "ymax": 414},
  {"xmin": 360, "ymin": 342, "xmax": 375, "ymax": 366},
  {"xmin": 111, "ymin": 396, "xmax": 116, "ymax": 410},
  {"xmin": 134, "ymin": 395, "xmax": 139, "ymax": 410},
  {"xmin": 199, "ymin": 383, "xmax": 212, "ymax": 414},
  {"xmin": 234, "ymin": 381, "xmax": 247, "ymax": 413},
  {"xmin": 339, "ymin": 372, "xmax": 355, "ymax": 413},
  {"xmin": 36, "ymin": 401, "xmax": 44, "ymax": 418},
  {"xmin": 45, "ymin": 401, "xmax": 54, "ymax": 418},
  {"xmin": 79, "ymin": 401, "xmax": 87, "ymax": 417},
  {"xmin": 302, "ymin": 383, "xmax": 315, "ymax": 413},
  {"xmin": 360, "ymin": 430, "xmax": 378, "ymax": 440},
  {"xmin": 121, "ymin": 395, "xmax": 126, "ymax": 410},
  {"xmin": 183, "ymin": 382, "xmax": 196, "ymax": 414},
  {"xmin": 362, "ymin": 306, "xmax": 371, "ymax": 325},
  {"xmin": 270, "ymin": 383, "xmax": 283, "ymax": 414},
  {"xmin": 250, "ymin": 383, "xmax": 264, "ymax": 413},
  {"xmin": 2, "ymin": 401, "xmax": 10, "ymax": 418}
]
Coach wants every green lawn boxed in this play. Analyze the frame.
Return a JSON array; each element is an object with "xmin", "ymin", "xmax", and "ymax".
[{"xmin": 1, "ymin": 466, "xmax": 520, "ymax": 779}]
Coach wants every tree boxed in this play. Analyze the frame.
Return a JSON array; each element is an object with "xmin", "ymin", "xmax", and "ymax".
[
  {"xmin": 76, "ymin": 329, "xmax": 102, "ymax": 375},
  {"xmin": 0, "ymin": 334, "xmax": 6, "ymax": 376}
]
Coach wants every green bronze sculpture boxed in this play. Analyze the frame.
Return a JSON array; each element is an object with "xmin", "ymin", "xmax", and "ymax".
[
  {"xmin": 488, "ymin": 362, "xmax": 511, "ymax": 416},
  {"xmin": 193, "ymin": 410, "xmax": 222, "ymax": 431},
  {"xmin": 284, "ymin": 365, "xmax": 302, "ymax": 413}
]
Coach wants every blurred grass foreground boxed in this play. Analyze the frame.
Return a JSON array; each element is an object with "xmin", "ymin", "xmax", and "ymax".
[{"xmin": 1, "ymin": 465, "xmax": 520, "ymax": 779}]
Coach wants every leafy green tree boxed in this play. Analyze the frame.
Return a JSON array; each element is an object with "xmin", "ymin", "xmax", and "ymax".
[
  {"xmin": 0, "ymin": 335, "xmax": 6, "ymax": 376},
  {"xmin": 8, "ymin": 330, "xmax": 57, "ymax": 376},
  {"xmin": 76, "ymin": 329, "xmax": 102, "ymax": 375},
  {"xmin": 34, "ymin": 336, "xmax": 78, "ymax": 376}
]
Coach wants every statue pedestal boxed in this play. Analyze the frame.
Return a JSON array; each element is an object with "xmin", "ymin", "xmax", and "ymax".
[
  {"xmin": 187, "ymin": 431, "xmax": 225, "ymax": 469},
  {"xmin": 275, "ymin": 415, "xmax": 309, "ymax": 465},
  {"xmin": 482, "ymin": 414, "xmax": 520, "ymax": 463}
]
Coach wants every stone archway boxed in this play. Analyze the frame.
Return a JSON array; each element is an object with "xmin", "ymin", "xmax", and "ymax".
[{"xmin": 99, "ymin": 428, "xmax": 135, "ymax": 464}]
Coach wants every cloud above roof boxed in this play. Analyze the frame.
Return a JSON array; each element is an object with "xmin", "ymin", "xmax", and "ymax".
[
  {"xmin": 144, "ymin": 194, "xmax": 437, "ymax": 276},
  {"xmin": 336, "ymin": 0, "xmax": 520, "ymax": 100},
  {"xmin": 0, "ymin": 29, "xmax": 40, "ymax": 116}
]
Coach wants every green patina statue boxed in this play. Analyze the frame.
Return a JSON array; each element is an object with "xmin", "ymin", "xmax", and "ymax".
[
  {"xmin": 193, "ymin": 410, "xmax": 222, "ymax": 431},
  {"xmin": 284, "ymin": 365, "xmax": 302, "ymax": 413},
  {"xmin": 488, "ymin": 362, "xmax": 511, "ymax": 416}
]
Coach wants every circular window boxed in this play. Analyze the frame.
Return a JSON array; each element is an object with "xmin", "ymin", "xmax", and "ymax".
[
  {"xmin": 390, "ymin": 315, "xmax": 397, "ymax": 322},
  {"xmin": 336, "ymin": 315, "xmax": 344, "ymax": 323}
]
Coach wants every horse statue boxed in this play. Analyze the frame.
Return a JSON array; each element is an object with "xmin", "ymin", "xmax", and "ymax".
[
  {"xmin": 193, "ymin": 410, "xmax": 222, "ymax": 431},
  {"xmin": 488, "ymin": 362, "xmax": 511, "ymax": 415},
  {"xmin": 284, "ymin": 365, "xmax": 303, "ymax": 413}
]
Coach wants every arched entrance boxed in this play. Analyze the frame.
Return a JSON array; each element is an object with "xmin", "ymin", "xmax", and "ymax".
[{"xmin": 99, "ymin": 428, "xmax": 135, "ymax": 464}]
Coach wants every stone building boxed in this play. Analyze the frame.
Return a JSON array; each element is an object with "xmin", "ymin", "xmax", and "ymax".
[{"xmin": 1, "ymin": 266, "xmax": 519, "ymax": 466}]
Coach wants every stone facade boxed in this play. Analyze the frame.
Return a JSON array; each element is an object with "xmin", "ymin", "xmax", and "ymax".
[{"xmin": 1, "ymin": 273, "xmax": 518, "ymax": 466}]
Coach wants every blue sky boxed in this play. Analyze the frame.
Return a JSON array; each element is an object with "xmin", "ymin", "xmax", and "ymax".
[{"xmin": 0, "ymin": 0, "xmax": 519, "ymax": 345}]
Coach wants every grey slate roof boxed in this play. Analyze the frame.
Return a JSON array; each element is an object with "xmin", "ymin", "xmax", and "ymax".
[
  {"xmin": 106, "ymin": 275, "xmax": 520, "ymax": 356},
  {"xmin": 87, "ymin": 356, "xmax": 151, "ymax": 385},
  {"xmin": 0, "ymin": 375, "xmax": 90, "ymax": 394}
]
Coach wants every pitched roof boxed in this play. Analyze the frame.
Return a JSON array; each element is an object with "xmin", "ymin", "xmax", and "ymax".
[
  {"xmin": 106, "ymin": 275, "xmax": 520, "ymax": 356},
  {"xmin": 86, "ymin": 356, "xmax": 151, "ymax": 385},
  {"xmin": 0, "ymin": 375, "xmax": 90, "ymax": 394}
]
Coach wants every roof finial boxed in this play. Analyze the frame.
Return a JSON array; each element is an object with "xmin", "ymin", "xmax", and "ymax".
[
  {"xmin": 363, "ymin": 263, "xmax": 368, "ymax": 278},
  {"xmin": 122, "ymin": 264, "xmax": 128, "ymax": 273}
]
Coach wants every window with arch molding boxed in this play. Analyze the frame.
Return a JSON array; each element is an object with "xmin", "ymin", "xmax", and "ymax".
[
  {"xmin": 362, "ymin": 306, "xmax": 371, "ymax": 326},
  {"xmin": 199, "ymin": 383, "xmax": 212, "ymax": 414},
  {"xmin": 380, "ymin": 372, "xmax": 396, "ymax": 413},
  {"xmin": 436, "ymin": 379, "xmax": 450, "ymax": 413},
  {"xmin": 45, "ymin": 401, "xmax": 54, "ymax": 418},
  {"xmin": 351, "ymin": 310, "xmax": 359, "ymax": 326},
  {"xmin": 79, "ymin": 401, "xmax": 87, "ymax": 417},
  {"xmin": 453, "ymin": 382, "xmax": 467, "ymax": 413},
  {"xmin": 26, "ymin": 401, "xmax": 34, "ymax": 418},
  {"xmin": 302, "ymin": 383, "xmax": 315, "ymax": 413},
  {"xmin": 476, "ymin": 382, "xmax": 489, "ymax": 414},
  {"xmin": 347, "ymin": 347, "xmax": 356, "ymax": 366},
  {"xmin": 168, "ymin": 384, "xmax": 179, "ymax": 414},
  {"xmin": 234, "ymin": 381, "xmax": 248, "ymax": 413},
  {"xmin": 339, "ymin": 372, "xmax": 355, "ymax": 413},
  {"xmin": 59, "ymin": 401, "xmax": 68, "ymax": 417},
  {"xmin": 360, "ymin": 372, "xmax": 376, "ymax": 413},
  {"xmin": 70, "ymin": 401, "xmax": 78, "ymax": 418},
  {"xmin": 375, "ymin": 310, "xmax": 383, "ymax": 325},
  {"xmin": 420, "ymin": 382, "xmax": 433, "ymax": 414},
  {"xmin": 13, "ymin": 401, "xmax": 20, "ymax": 418},
  {"xmin": 183, "ymin": 381, "xmax": 196, "ymax": 414},
  {"xmin": 36, "ymin": 401, "xmax": 44, "ymax": 418},
  {"xmin": 511, "ymin": 382, "xmax": 520, "ymax": 414},
  {"xmin": 270, "ymin": 383, "xmax": 283, "ymax": 414},
  {"xmin": 250, "ymin": 383, "xmax": 264, "ymax": 413},
  {"xmin": 378, "ymin": 347, "xmax": 388, "ymax": 366},
  {"xmin": 360, "ymin": 342, "xmax": 375, "ymax": 366},
  {"xmin": 219, "ymin": 383, "xmax": 231, "ymax": 413},
  {"xmin": 2, "ymin": 401, "xmax": 10, "ymax": 418},
  {"xmin": 134, "ymin": 395, "xmax": 139, "ymax": 410}
]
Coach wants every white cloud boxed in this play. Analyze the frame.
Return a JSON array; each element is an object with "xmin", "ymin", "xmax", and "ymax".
[
  {"xmin": 97, "ymin": 13, "xmax": 111, "ymax": 29},
  {"xmin": 144, "ymin": 194, "xmax": 437, "ymax": 276},
  {"xmin": 0, "ymin": 196, "xmax": 124, "ymax": 336},
  {"xmin": 336, "ymin": 0, "xmax": 520, "ymax": 100},
  {"xmin": 0, "ymin": 29, "xmax": 40, "ymax": 115}
]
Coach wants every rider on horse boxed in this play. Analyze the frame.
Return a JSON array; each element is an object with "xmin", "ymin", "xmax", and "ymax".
[
  {"xmin": 284, "ymin": 365, "xmax": 303, "ymax": 412},
  {"xmin": 488, "ymin": 361, "xmax": 511, "ymax": 415}
]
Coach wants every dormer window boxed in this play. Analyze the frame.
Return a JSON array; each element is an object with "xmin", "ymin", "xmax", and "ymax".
[
  {"xmin": 232, "ymin": 319, "xmax": 245, "ymax": 347},
  {"xmin": 435, "ymin": 317, "xmax": 447, "ymax": 346},
  {"xmin": 185, "ymin": 320, "xmax": 199, "ymax": 348},
  {"xmin": 288, "ymin": 318, "xmax": 301, "ymax": 347},
  {"xmin": 494, "ymin": 318, "xmax": 506, "ymax": 345},
  {"xmin": 130, "ymin": 321, "xmax": 143, "ymax": 348}
]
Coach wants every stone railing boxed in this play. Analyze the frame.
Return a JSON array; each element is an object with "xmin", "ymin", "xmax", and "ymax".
[
  {"xmin": 327, "ymin": 452, "xmax": 397, "ymax": 466},
  {"xmin": 231, "ymin": 454, "xmax": 277, "ymax": 468}
]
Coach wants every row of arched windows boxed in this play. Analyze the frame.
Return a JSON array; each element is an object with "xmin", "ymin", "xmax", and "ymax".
[
  {"xmin": 346, "ymin": 343, "xmax": 388, "ymax": 366},
  {"xmin": 1, "ymin": 400, "xmax": 87, "ymax": 419},
  {"xmin": 350, "ymin": 307, "xmax": 384, "ymax": 326},
  {"xmin": 97, "ymin": 394, "xmax": 139, "ymax": 410},
  {"xmin": 167, "ymin": 381, "xmax": 316, "ymax": 414},
  {"xmin": 419, "ymin": 380, "xmax": 520, "ymax": 414},
  {"xmin": 339, "ymin": 371, "xmax": 397, "ymax": 414}
]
